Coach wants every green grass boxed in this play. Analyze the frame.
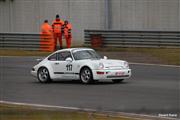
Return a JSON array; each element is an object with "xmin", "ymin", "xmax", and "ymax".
[
  {"xmin": 0, "ymin": 103, "xmax": 139, "ymax": 120},
  {"xmin": 0, "ymin": 47, "xmax": 179, "ymax": 65}
]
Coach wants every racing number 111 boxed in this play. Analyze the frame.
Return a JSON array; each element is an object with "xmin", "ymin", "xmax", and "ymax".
[{"xmin": 66, "ymin": 64, "xmax": 72, "ymax": 71}]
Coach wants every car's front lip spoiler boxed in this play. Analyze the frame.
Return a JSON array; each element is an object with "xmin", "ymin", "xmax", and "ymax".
[
  {"xmin": 31, "ymin": 70, "xmax": 37, "ymax": 77},
  {"xmin": 107, "ymin": 75, "xmax": 130, "ymax": 78}
]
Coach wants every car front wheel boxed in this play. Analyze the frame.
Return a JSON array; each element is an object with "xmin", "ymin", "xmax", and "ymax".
[
  {"xmin": 37, "ymin": 67, "xmax": 51, "ymax": 83},
  {"xmin": 80, "ymin": 67, "xmax": 93, "ymax": 84}
]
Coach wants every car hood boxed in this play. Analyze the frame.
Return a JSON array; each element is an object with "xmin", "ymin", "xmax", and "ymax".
[
  {"xmin": 89, "ymin": 59, "xmax": 127, "ymax": 69},
  {"xmin": 100, "ymin": 59, "xmax": 125, "ymax": 67}
]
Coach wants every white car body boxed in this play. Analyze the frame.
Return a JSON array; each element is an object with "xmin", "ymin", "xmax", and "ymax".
[{"xmin": 31, "ymin": 48, "xmax": 131, "ymax": 83}]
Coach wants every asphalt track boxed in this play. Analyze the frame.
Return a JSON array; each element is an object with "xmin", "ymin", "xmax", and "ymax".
[{"xmin": 0, "ymin": 56, "xmax": 179, "ymax": 118}]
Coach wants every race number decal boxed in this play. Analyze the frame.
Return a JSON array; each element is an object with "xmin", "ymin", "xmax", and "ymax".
[{"xmin": 66, "ymin": 64, "xmax": 72, "ymax": 71}]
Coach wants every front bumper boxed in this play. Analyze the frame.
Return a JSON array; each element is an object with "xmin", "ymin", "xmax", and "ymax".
[
  {"xmin": 92, "ymin": 69, "xmax": 131, "ymax": 80},
  {"xmin": 31, "ymin": 68, "xmax": 37, "ymax": 77}
]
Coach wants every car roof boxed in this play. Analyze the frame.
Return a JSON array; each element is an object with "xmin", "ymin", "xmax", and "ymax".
[{"xmin": 55, "ymin": 47, "xmax": 94, "ymax": 53}]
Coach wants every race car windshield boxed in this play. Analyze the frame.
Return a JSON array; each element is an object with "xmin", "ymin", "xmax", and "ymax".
[{"xmin": 73, "ymin": 50, "xmax": 101, "ymax": 60}]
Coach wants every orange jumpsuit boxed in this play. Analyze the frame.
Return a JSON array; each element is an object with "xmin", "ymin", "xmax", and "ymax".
[
  {"xmin": 52, "ymin": 19, "xmax": 64, "ymax": 49},
  {"xmin": 40, "ymin": 22, "xmax": 54, "ymax": 51},
  {"xmin": 64, "ymin": 23, "xmax": 72, "ymax": 48}
]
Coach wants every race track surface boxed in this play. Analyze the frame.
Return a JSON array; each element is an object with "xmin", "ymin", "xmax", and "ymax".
[{"xmin": 0, "ymin": 56, "xmax": 179, "ymax": 117}]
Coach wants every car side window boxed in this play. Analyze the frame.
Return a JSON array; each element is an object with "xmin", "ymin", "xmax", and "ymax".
[
  {"xmin": 57, "ymin": 51, "xmax": 72, "ymax": 61},
  {"xmin": 48, "ymin": 53, "xmax": 57, "ymax": 61}
]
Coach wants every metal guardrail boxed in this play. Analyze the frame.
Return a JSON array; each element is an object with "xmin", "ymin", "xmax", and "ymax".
[
  {"xmin": 0, "ymin": 33, "xmax": 40, "ymax": 50},
  {"xmin": 84, "ymin": 30, "xmax": 180, "ymax": 48},
  {"xmin": 0, "ymin": 31, "xmax": 180, "ymax": 50}
]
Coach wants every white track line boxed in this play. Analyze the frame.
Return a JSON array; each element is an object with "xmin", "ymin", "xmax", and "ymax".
[
  {"xmin": 130, "ymin": 62, "xmax": 180, "ymax": 68},
  {"xmin": 0, "ymin": 100, "xmax": 177, "ymax": 120},
  {"xmin": 0, "ymin": 100, "xmax": 94, "ymax": 112}
]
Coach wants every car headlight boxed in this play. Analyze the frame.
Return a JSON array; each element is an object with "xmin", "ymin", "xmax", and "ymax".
[
  {"xmin": 124, "ymin": 61, "xmax": 129, "ymax": 69},
  {"xmin": 98, "ymin": 63, "xmax": 104, "ymax": 69}
]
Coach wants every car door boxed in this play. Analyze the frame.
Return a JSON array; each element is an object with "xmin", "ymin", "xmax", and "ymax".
[
  {"xmin": 48, "ymin": 52, "xmax": 63, "ymax": 79},
  {"xmin": 53, "ymin": 51, "xmax": 75, "ymax": 79}
]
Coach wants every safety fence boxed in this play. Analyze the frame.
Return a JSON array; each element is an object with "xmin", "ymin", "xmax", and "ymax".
[
  {"xmin": 0, "ymin": 33, "xmax": 40, "ymax": 50},
  {"xmin": 1, "ymin": 31, "xmax": 180, "ymax": 51},
  {"xmin": 0, "ymin": 33, "xmax": 54, "ymax": 51},
  {"xmin": 84, "ymin": 30, "xmax": 180, "ymax": 48}
]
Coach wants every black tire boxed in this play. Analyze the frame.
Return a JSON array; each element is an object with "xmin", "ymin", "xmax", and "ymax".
[
  {"xmin": 80, "ymin": 67, "xmax": 93, "ymax": 84},
  {"xmin": 37, "ymin": 67, "xmax": 51, "ymax": 83},
  {"xmin": 112, "ymin": 79, "xmax": 124, "ymax": 83}
]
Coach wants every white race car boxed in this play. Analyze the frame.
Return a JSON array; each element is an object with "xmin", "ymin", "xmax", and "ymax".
[{"xmin": 31, "ymin": 48, "xmax": 131, "ymax": 84}]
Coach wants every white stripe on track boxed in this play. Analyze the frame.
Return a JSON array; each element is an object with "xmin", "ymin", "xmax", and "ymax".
[
  {"xmin": 130, "ymin": 62, "xmax": 180, "ymax": 68},
  {"xmin": 0, "ymin": 100, "xmax": 94, "ymax": 111}
]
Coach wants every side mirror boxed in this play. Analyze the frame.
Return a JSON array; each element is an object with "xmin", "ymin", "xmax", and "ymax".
[
  {"xmin": 65, "ymin": 57, "xmax": 73, "ymax": 62},
  {"xmin": 103, "ymin": 56, "xmax": 108, "ymax": 60}
]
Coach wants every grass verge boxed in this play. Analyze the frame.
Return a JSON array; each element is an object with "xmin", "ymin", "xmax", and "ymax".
[{"xmin": 0, "ymin": 103, "xmax": 141, "ymax": 120}]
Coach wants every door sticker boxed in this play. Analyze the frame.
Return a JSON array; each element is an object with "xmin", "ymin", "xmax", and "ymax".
[{"xmin": 66, "ymin": 64, "xmax": 72, "ymax": 71}]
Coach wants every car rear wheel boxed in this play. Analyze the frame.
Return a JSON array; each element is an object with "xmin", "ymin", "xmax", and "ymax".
[
  {"xmin": 37, "ymin": 67, "xmax": 51, "ymax": 83},
  {"xmin": 112, "ymin": 79, "xmax": 124, "ymax": 83},
  {"xmin": 80, "ymin": 67, "xmax": 93, "ymax": 84}
]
